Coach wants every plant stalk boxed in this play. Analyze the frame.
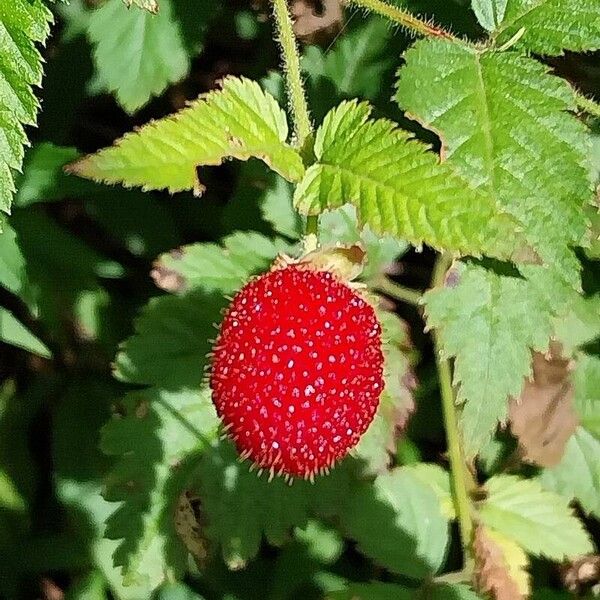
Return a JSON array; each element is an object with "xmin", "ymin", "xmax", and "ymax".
[
  {"xmin": 345, "ymin": 0, "xmax": 454, "ymax": 39},
  {"xmin": 431, "ymin": 253, "xmax": 474, "ymax": 571},
  {"xmin": 270, "ymin": 0, "xmax": 312, "ymax": 148},
  {"xmin": 373, "ymin": 276, "xmax": 423, "ymax": 307}
]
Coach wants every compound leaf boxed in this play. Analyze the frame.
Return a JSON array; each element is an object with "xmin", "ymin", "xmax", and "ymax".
[
  {"xmin": 294, "ymin": 101, "xmax": 523, "ymax": 261},
  {"xmin": 67, "ymin": 77, "xmax": 304, "ymax": 193},
  {"xmin": 396, "ymin": 40, "xmax": 592, "ymax": 287},
  {"xmin": 0, "ymin": 0, "xmax": 52, "ymax": 213},
  {"xmin": 479, "ymin": 474, "xmax": 594, "ymax": 560}
]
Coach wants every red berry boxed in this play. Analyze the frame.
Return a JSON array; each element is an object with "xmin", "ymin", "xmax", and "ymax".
[{"xmin": 210, "ymin": 264, "xmax": 384, "ymax": 479}]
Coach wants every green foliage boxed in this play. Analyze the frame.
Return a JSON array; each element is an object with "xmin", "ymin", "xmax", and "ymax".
[
  {"xmin": 340, "ymin": 468, "xmax": 450, "ymax": 578},
  {"xmin": 396, "ymin": 39, "xmax": 592, "ymax": 286},
  {"xmin": 87, "ymin": 0, "xmax": 188, "ymax": 114},
  {"xmin": 0, "ymin": 307, "xmax": 50, "ymax": 358},
  {"xmin": 101, "ymin": 387, "xmax": 220, "ymax": 589},
  {"xmin": 3, "ymin": 0, "xmax": 600, "ymax": 598},
  {"xmin": 152, "ymin": 232, "xmax": 292, "ymax": 295},
  {"xmin": 424, "ymin": 261, "xmax": 572, "ymax": 455},
  {"xmin": 294, "ymin": 100, "xmax": 523, "ymax": 260},
  {"xmin": 539, "ymin": 427, "xmax": 600, "ymax": 518},
  {"xmin": 0, "ymin": 0, "xmax": 52, "ymax": 214},
  {"xmin": 491, "ymin": 0, "xmax": 600, "ymax": 55},
  {"xmin": 67, "ymin": 77, "xmax": 304, "ymax": 193},
  {"xmin": 479, "ymin": 475, "xmax": 594, "ymax": 560}
]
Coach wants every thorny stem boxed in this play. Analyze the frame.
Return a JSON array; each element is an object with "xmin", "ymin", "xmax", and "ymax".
[
  {"xmin": 574, "ymin": 91, "xmax": 600, "ymax": 118},
  {"xmin": 345, "ymin": 0, "xmax": 455, "ymax": 39},
  {"xmin": 270, "ymin": 0, "xmax": 313, "ymax": 148},
  {"xmin": 373, "ymin": 276, "xmax": 423, "ymax": 307},
  {"xmin": 431, "ymin": 253, "xmax": 475, "ymax": 572}
]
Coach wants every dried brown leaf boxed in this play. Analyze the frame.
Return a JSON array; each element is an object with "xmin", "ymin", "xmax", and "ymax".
[
  {"xmin": 509, "ymin": 342, "xmax": 578, "ymax": 467},
  {"xmin": 474, "ymin": 525, "xmax": 529, "ymax": 600},
  {"xmin": 291, "ymin": 0, "xmax": 343, "ymax": 43}
]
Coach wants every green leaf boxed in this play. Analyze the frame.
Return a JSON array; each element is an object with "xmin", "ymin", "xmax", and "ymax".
[
  {"xmin": 14, "ymin": 143, "xmax": 79, "ymax": 207},
  {"xmin": 329, "ymin": 583, "xmax": 483, "ymax": 600},
  {"xmin": 68, "ymin": 77, "xmax": 304, "ymax": 193},
  {"xmin": 472, "ymin": 0, "xmax": 508, "ymax": 30},
  {"xmin": 318, "ymin": 205, "xmax": 408, "ymax": 281},
  {"xmin": 87, "ymin": 0, "xmax": 187, "ymax": 113},
  {"xmin": 155, "ymin": 583, "xmax": 206, "ymax": 600},
  {"xmin": 572, "ymin": 354, "xmax": 600, "ymax": 438},
  {"xmin": 553, "ymin": 295, "xmax": 600, "ymax": 354},
  {"xmin": 493, "ymin": 0, "xmax": 600, "ymax": 55},
  {"xmin": 0, "ymin": 307, "xmax": 50, "ymax": 358},
  {"xmin": 340, "ymin": 468, "xmax": 449, "ymax": 578},
  {"xmin": 0, "ymin": 0, "xmax": 52, "ymax": 213},
  {"xmin": 303, "ymin": 17, "xmax": 395, "ymax": 101},
  {"xmin": 539, "ymin": 427, "xmax": 600, "ymax": 518},
  {"xmin": 151, "ymin": 232, "xmax": 291, "ymax": 295},
  {"xmin": 113, "ymin": 290, "xmax": 227, "ymax": 389},
  {"xmin": 196, "ymin": 441, "xmax": 354, "ymax": 568},
  {"xmin": 479, "ymin": 474, "xmax": 594, "ymax": 560},
  {"xmin": 294, "ymin": 101, "xmax": 522, "ymax": 261},
  {"xmin": 101, "ymin": 387, "xmax": 220, "ymax": 589},
  {"xmin": 401, "ymin": 463, "xmax": 454, "ymax": 519},
  {"xmin": 396, "ymin": 40, "xmax": 592, "ymax": 286},
  {"xmin": 0, "ymin": 221, "xmax": 29, "ymax": 300},
  {"xmin": 425, "ymin": 261, "xmax": 573, "ymax": 456},
  {"xmin": 259, "ymin": 173, "xmax": 302, "ymax": 239},
  {"xmin": 328, "ymin": 583, "xmax": 413, "ymax": 600}
]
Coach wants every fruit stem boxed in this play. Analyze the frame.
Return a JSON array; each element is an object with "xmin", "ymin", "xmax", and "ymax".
[
  {"xmin": 344, "ymin": 0, "xmax": 455, "ymax": 39},
  {"xmin": 270, "ymin": 0, "xmax": 313, "ymax": 148},
  {"xmin": 431, "ymin": 253, "xmax": 475, "ymax": 573},
  {"xmin": 373, "ymin": 276, "xmax": 422, "ymax": 307}
]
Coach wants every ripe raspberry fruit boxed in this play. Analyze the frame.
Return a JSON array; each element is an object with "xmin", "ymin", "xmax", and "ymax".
[{"xmin": 210, "ymin": 263, "xmax": 385, "ymax": 480}]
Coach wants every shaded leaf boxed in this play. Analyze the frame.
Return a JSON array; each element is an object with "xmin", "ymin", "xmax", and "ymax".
[
  {"xmin": 479, "ymin": 474, "xmax": 594, "ymax": 560},
  {"xmin": 340, "ymin": 468, "xmax": 449, "ymax": 578},
  {"xmin": 113, "ymin": 290, "xmax": 227, "ymax": 389},
  {"xmin": 294, "ymin": 101, "xmax": 523, "ymax": 261},
  {"xmin": 472, "ymin": 0, "xmax": 509, "ymax": 30},
  {"xmin": 87, "ymin": 0, "xmax": 188, "ymax": 113},
  {"xmin": 572, "ymin": 354, "xmax": 600, "ymax": 438},
  {"xmin": 101, "ymin": 387, "xmax": 220, "ymax": 589},
  {"xmin": 0, "ymin": 308, "xmax": 50, "ymax": 358},
  {"xmin": 68, "ymin": 77, "xmax": 304, "ymax": 193}
]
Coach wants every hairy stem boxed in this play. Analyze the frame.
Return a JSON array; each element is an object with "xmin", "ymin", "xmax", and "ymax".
[
  {"xmin": 270, "ymin": 0, "xmax": 312, "ymax": 147},
  {"xmin": 373, "ymin": 276, "xmax": 423, "ymax": 306},
  {"xmin": 345, "ymin": 0, "xmax": 454, "ymax": 39},
  {"xmin": 575, "ymin": 91, "xmax": 600, "ymax": 118},
  {"xmin": 431, "ymin": 253, "xmax": 474, "ymax": 570}
]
